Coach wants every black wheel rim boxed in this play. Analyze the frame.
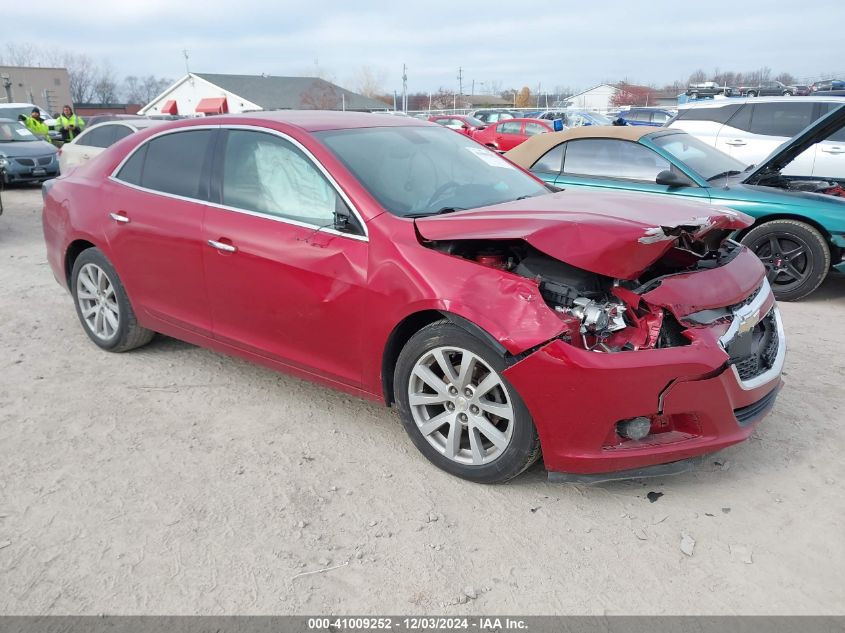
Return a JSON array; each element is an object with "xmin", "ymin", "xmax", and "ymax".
[{"xmin": 751, "ymin": 232, "xmax": 811, "ymax": 291}]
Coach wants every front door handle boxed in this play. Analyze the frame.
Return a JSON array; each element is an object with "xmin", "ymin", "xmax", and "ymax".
[
  {"xmin": 207, "ymin": 239, "xmax": 237, "ymax": 253},
  {"xmin": 725, "ymin": 139, "xmax": 747, "ymax": 146},
  {"xmin": 820, "ymin": 147, "xmax": 845, "ymax": 154},
  {"xmin": 109, "ymin": 212, "xmax": 130, "ymax": 223}
]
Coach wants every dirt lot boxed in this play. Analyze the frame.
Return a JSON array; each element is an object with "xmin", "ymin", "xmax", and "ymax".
[{"xmin": 0, "ymin": 186, "xmax": 843, "ymax": 615}]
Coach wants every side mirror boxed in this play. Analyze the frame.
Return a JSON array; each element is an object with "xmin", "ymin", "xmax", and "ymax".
[
  {"xmin": 552, "ymin": 118, "xmax": 564, "ymax": 132},
  {"xmin": 334, "ymin": 208, "xmax": 350, "ymax": 231},
  {"xmin": 656, "ymin": 170, "xmax": 692, "ymax": 187},
  {"xmin": 461, "ymin": 124, "xmax": 470, "ymax": 131},
  {"xmin": 612, "ymin": 117, "xmax": 627, "ymax": 126}
]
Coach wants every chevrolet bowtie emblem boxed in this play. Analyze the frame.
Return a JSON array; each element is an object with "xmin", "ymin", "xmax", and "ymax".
[{"xmin": 737, "ymin": 310, "xmax": 761, "ymax": 334}]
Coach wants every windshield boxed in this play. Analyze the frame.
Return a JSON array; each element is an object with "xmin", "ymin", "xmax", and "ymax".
[
  {"xmin": 651, "ymin": 132, "xmax": 747, "ymax": 181},
  {"xmin": 463, "ymin": 116, "xmax": 486, "ymax": 127},
  {"xmin": 0, "ymin": 121, "xmax": 40, "ymax": 142},
  {"xmin": 315, "ymin": 126, "xmax": 548, "ymax": 217}
]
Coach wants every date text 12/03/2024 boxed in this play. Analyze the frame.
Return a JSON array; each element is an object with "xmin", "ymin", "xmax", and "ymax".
[{"xmin": 306, "ymin": 617, "xmax": 528, "ymax": 630}]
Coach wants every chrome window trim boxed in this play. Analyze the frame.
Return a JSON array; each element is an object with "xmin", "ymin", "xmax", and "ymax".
[{"xmin": 107, "ymin": 123, "xmax": 369, "ymax": 241}]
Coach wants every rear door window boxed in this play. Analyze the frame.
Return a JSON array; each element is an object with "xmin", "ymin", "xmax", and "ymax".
[
  {"xmin": 499, "ymin": 121, "xmax": 523, "ymax": 135},
  {"xmin": 748, "ymin": 102, "xmax": 815, "ymax": 137},
  {"xmin": 524, "ymin": 122, "xmax": 548, "ymax": 136},
  {"xmin": 675, "ymin": 104, "xmax": 742, "ymax": 124},
  {"xmin": 78, "ymin": 125, "xmax": 117, "ymax": 148},
  {"xmin": 116, "ymin": 129, "xmax": 213, "ymax": 199},
  {"xmin": 112, "ymin": 125, "xmax": 135, "ymax": 143}
]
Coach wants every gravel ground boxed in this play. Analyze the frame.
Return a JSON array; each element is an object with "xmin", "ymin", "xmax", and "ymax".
[{"xmin": 0, "ymin": 186, "xmax": 843, "ymax": 615}]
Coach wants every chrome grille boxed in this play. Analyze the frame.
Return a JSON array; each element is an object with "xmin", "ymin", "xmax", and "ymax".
[{"xmin": 727, "ymin": 310, "xmax": 779, "ymax": 381}]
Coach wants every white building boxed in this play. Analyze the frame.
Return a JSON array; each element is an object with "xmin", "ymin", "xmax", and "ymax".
[
  {"xmin": 562, "ymin": 84, "xmax": 619, "ymax": 113},
  {"xmin": 139, "ymin": 73, "xmax": 388, "ymax": 117}
]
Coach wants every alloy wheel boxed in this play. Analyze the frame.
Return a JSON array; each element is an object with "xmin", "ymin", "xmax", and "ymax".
[
  {"xmin": 408, "ymin": 346, "xmax": 514, "ymax": 466},
  {"xmin": 76, "ymin": 263, "xmax": 120, "ymax": 341},
  {"xmin": 752, "ymin": 234, "xmax": 811, "ymax": 290}
]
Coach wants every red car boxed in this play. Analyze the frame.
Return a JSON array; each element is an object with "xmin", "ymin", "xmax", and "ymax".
[
  {"xmin": 472, "ymin": 117, "xmax": 557, "ymax": 151},
  {"xmin": 42, "ymin": 112, "xmax": 785, "ymax": 484},
  {"xmin": 428, "ymin": 114, "xmax": 487, "ymax": 137}
]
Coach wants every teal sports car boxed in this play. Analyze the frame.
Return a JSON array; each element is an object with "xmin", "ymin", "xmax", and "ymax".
[{"xmin": 505, "ymin": 105, "xmax": 845, "ymax": 301}]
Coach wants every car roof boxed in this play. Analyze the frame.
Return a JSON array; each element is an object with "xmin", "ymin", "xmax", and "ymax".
[
  {"xmin": 198, "ymin": 110, "xmax": 430, "ymax": 132},
  {"xmin": 89, "ymin": 119, "xmax": 168, "ymax": 130},
  {"xmin": 504, "ymin": 125, "xmax": 670, "ymax": 166},
  {"xmin": 679, "ymin": 96, "xmax": 845, "ymax": 109}
]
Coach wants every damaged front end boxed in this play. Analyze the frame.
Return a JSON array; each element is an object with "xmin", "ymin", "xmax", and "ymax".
[
  {"xmin": 419, "ymin": 216, "xmax": 753, "ymax": 356},
  {"xmin": 415, "ymin": 200, "xmax": 784, "ymax": 477}
]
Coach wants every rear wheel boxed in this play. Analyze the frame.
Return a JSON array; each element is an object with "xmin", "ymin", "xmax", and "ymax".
[
  {"xmin": 71, "ymin": 248, "xmax": 154, "ymax": 351},
  {"xmin": 746, "ymin": 90, "xmax": 758, "ymax": 97},
  {"xmin": 741, "ymin": 220, "xmax": 830, "ymax": 301},
  {"xmin": 394, "ymin": 321, "xmax": 541, "ymax": 483}
]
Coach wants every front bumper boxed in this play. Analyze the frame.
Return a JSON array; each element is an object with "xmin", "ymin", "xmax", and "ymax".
[
  {"xmin": 1, "ymin": 156, "xmax": 59, "ymax": 183},
  {"xmin": 503, "ymin": 293, "xmax": 785, "ymax": 476}
]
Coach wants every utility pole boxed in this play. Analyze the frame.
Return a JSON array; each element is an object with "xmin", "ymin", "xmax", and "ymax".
[
  {"xmin": 471, "ymin": 79, "xmax": 474, "ymax": 98},
  {"xmin": 183, "ymin": 49, "xmax": 191, "ymax": 75},
  {"xmin": 457, "ymin": 67, "xmax": 463, "ymax": 103},
  {"xmin": 402, "ymin": 63, "xmax": 408, "ymax": 112}
]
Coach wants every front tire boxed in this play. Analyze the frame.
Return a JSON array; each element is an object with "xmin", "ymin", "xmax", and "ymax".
[
  {"xmin": 741, "ymin": 220, "xmax": 830, "ymax": 301},
  {"xmin": 394, "ymin": 320, "xmax": 541, "ymax": 483},
  {"xmin": 71, "ymin": 248, "xmax": 154, "ymax": 351},
  {"xmin": 746, "ymin": 90, "xmax": 758, "ymax": 97}
]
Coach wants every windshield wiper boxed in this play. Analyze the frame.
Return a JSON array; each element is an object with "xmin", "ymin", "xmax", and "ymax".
[
  {"xmin": 405, "ymin": 207, "xmax": 466, "ymax": 219},
  {"xmin": 707, "ymin": 170, "xmax": 742, "ymax": 181}
]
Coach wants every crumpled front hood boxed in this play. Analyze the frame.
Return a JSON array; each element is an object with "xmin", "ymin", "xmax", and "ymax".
[{"xmin": 415, "ymin": 189, "xmax": 752, "ymax": 280}]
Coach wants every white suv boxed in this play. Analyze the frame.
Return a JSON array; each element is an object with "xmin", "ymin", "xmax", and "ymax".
[{"xmin": 668, "ymin": 96, "xmax": 845, "ymax": 181}]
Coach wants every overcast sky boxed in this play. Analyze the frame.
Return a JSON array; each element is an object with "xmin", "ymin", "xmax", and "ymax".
[{"xmin": 8, "ymin": 0, "xmax": 843, "ymax": 95}]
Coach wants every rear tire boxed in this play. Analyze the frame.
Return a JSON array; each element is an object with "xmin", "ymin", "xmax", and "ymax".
[
  {"xmin": 71, "ymin": 247, "xmax": 154, "ymax": 352},
  {"xmin": 746, "ymin": 90, "xmax": 758, "ymax": 97},
  {"xmin": 394, "ymin": 320, "xmax": 541, "ymax": 483},
  {"xmin": 741, "ymin": 220, "xmax": 830, "ymax": 301}
]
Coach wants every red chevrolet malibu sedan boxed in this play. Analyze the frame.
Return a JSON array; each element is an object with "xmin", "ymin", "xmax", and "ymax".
[{"xmin": 42, "ymin": 112, "xmax": 785, "ymax": 483}]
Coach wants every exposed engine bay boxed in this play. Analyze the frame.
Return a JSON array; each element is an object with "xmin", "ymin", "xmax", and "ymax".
[
  {"xmin": 423, "ymin": 238, "xmax": 724, "ymax": 353},
  {"xmin": 750, "ymin": 174, "xmax": 845, "ymax": 198}
]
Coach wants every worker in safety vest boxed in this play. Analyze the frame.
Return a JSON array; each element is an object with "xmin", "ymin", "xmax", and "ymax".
[
  {"xmin": 55, "ymin": 105, "xmax": 85, "ymax": 141},
  {"xmin": 20, "ymin": 108, "xmax": 51, "ymax": 142}
]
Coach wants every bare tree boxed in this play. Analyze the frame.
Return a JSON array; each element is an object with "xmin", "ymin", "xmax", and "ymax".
[
  {"xmin": 93, "ymin": 64, "xmax": 119, "ymax": 104},
  {"xmin": 353, "ymin": 65, "xmax": 387, "ymax": 98},
  {"xmin": 775, "ymin": 72, "xmax": 796, "ymax": 85},
  {"xmin": 1, "ymin": 42, "xmax": 40, "ymax": 66},
  {"xmin": 300, "ymin": 81, "xmax": 340, "ymax": 109},
  {"xmin": 139, "ymin": 75, "xmax": 171, "ymax": 104},
  {"xmin": 688, "ymin": 69, "xmax": 707, "ymax": 84},
  {"xmin": 122, "ymin": 76, "xmax": 143, "ymax": 104}
]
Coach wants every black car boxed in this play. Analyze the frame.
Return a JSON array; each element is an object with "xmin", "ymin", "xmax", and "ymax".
[{"xmin": 737, "ymin": 81, "xmax": 794, "ymax": 97}]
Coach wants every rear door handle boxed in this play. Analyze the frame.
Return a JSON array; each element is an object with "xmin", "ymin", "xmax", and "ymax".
[
  {"xmin": 725, "ymin": 139, "xmax": 747, "ymax": 146},
  {"xmin": 109, "ymin": 212, "xmax": 130, "ymax": 223},
  {"xmin": 207, "ymin": 239, "xmax": 237, "ymax": 253}
]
